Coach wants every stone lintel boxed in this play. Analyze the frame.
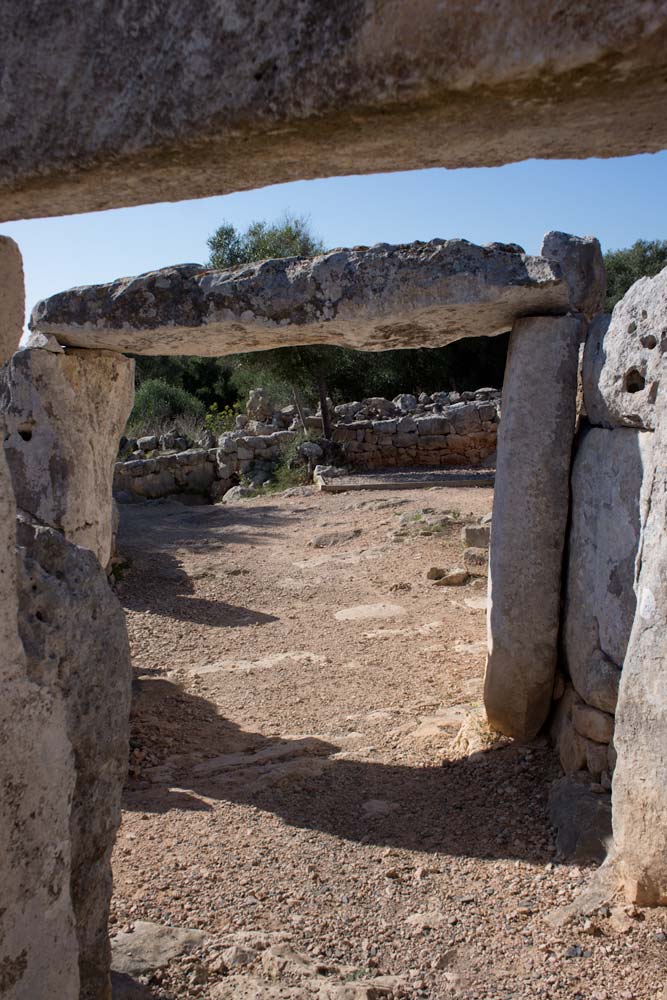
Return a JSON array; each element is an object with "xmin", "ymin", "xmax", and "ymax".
[{"xmin": 30, "ymin": 240, "xmax": 571, "ymax": 356}]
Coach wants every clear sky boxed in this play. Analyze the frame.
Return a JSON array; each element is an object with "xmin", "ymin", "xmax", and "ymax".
[{"xmin": 2, "ymin": 152, "xmax": 666, "ymax": 327}]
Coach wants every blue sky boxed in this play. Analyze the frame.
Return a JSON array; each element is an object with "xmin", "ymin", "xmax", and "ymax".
[{"xmin": 2, "ymin": 152, "xmax": 666, "ymax": 327}]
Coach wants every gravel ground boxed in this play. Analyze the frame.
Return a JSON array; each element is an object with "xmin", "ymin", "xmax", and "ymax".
[{"xmin": 111, "ymin": 486, "xmax": 667, "ymax": 1000}]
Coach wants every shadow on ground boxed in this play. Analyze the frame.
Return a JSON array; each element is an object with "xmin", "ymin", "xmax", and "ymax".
[
  {"xmin": 123, "ymin": 675, "xmax": 558, "ymax": 866},
  {"xmin": 118, "ymin": 502, "xmax": 282, "ymax": 626}
]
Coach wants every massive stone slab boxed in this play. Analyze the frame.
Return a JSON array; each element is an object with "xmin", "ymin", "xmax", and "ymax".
[
  {"xmin": 1, "ymin": 347, "xmax": 134, "ymax": 567},
  {"xmin": 563, "ymin": 425, "xmax": 653, "ymax": 714},
  {"xmin": 613, "ymin": 377, "xmax": 667, "ymax": 905},
  {"xmin": 484, "ymin": 315, "xmax": 581, "ymax": 740},
  {"xmin": 583, "ymin": 266, "xmax": 667, "ymax": 431},
  {"xmin": 16, "ymin": 514, "xmax": 133, "ymax": 999},
  {"xmin": 30, "ymin": 241, "xmax": 570, "ymax": 356},
  {"xmin": 2, "ymin": 3, "xmax": 667, "ymax": 221}
]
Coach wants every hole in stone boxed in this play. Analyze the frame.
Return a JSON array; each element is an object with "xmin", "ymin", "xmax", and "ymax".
[
  {"xmin": 640, "ymin": 333, "xmax": 658, "ymax": 349},
  {"xmin": 641, "ymin": 309, "xmax": 648, "ymax": 319},
  {"xmin": 628, "ymin": 321, "xmax": 637, "ymax": 334},
  {"xmin": 625, "ymin": 369, "xmax": 645, "ymax": 393},
  {"xmin": 18, "ymin": 428, "xmax": 33, "ymax": 441}
]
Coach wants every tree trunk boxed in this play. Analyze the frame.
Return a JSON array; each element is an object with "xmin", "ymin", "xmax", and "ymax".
[
  {"xmin": 292, "ymin": 387, "xmax": 307, "ymax": 430},
  {"xmin": 316, "ymin": 370, "xmax": 332, "ymax": 441}
]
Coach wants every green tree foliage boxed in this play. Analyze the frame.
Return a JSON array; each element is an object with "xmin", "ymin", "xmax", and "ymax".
[
  {"xmin": 229, "ymin": 336, "xmax": 509, "ymax": 411},
  {"xmin": 128, "ymin": 378, "xmax": 204, "ymax": 432},
  {"xmin": 604, "ymin": 239, "xmax": 667, "ymax": 311},
  {"xmin": 207, "ymin": 213, "xmax": 325, "ymax": 269}
]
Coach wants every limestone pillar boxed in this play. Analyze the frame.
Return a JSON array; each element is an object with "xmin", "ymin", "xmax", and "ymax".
[
  {"xmin": 1, "ymin": 346, "xmax": 135, "ymax": 568},
  {"xmin": 613, "ymin": 370, "xmax": 667, "ymax": 904},
  {"xmin": 0, "ymin": 237, "xmax": 80, "ymax": 998},
  {"xmin": 484, "ymin": 314, "xmax": 581, "ymax": 740}
]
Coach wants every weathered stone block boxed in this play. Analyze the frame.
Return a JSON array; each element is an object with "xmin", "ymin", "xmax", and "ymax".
[
  {"xmin": 613, "ymin": 379, "xmax": 667, "ymax": 904},
  {"xmin": 462, "ymin": 524, "xmax": 491, "ymax": 549},
  {"xmin": 484, "ymin": 315, "xmax": 581, "ymax": 740},
  {"xmin": 463, "ymin": 547, "xmax": 488, "ymax": 577},
  {"xmin": 563, "ymin": 425, "xmax": 653, "ymax": 712},
  {"xmin": 583, "ymin": 267, "xmax": 667, "ymax": 430},
  {"xmin": 414, "ymin": 414, "xmax": 452, "ymax": 436},
  {"xmin": 1, "ymin": 347, "xmax": 134, "ymax": 568},
  {"xmin": 540, "ymin": 231, "xmax": 606, "ymax": 319},
  {"xmin": 0, "ymin": 236, "xmax": 24, "ymax": 363},
  {"xmin": 572, "ymin": 699, "xmax": 614, "ymax": 744},
  {"xmin": 16, "ymin": 515, "xmax": 132, "ymax": 999}
]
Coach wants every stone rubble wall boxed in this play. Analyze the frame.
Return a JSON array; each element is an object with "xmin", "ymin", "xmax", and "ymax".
[
  {"xmin": 113, "ymin": 391, "xmax": 500, "ymax": 502},
  {"xmin": 330, "ymin": 393, "xmax": 499, "ymax": 469}
]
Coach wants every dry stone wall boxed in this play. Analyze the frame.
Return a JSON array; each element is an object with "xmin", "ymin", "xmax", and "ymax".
[
  {"xmin": 330, "ymin": 391, "xmax": 499, "ymax": 469},
  {"xmin": 113, "ymin": 391, "xmax": 500, "ymax": 502}
]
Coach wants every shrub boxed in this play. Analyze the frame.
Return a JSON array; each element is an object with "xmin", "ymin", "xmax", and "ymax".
[
  {"xmin": 203, "ymin": 401, "xmax": 242, "ymax": 436},
  {"xmin": 128, "ymin": 379, "xmax": 204, "ymax": 434}
]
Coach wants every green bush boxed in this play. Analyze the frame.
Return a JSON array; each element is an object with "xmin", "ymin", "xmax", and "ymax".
[
  {"xmin": 203, "ymin": 401, "xmax": 243, "ymax": 436},
  {"xmin": 128, "ymin": 379, "xmax": 204, "ymax": 434}
]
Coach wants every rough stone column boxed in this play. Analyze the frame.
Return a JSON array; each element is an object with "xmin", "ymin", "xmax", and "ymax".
[
  {"xmin": 16, "ymin": 515, "xmax": 132, "ymax": 1000},
  {"xmin": 1, "ymin": 345, "xmax": 135, "ymax": 568},
  {"xmin": 0, "ymin": 238, "xmax": 80, "ymax": 998},
  {"xmin": 484, "ymin": 314, "xmax": 581, "ymax": 740},
  {"xmin": 613, "ymin": 371, "xmax": 667, "ymax": 905}
]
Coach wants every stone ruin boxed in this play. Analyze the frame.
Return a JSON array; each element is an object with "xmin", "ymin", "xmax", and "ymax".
[
  {"xmin": 3, "ymin": 224, "xmax": 667, "ymax": 995},
  {"xmin": 2, "ymin": 6, "xmax": 667, "ymax": 997},
  {"xmin": 113, "ymin": 386, "xmax": 500, "ymax": 503}
]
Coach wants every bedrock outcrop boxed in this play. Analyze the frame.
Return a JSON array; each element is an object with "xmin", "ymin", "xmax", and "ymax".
[
  {"xmin": 1, "ymin": 347, "xmax": 134, "ymax": 567},
  {"xmin": 30, "ymin": 241, "xmax": 570, "ymax": 356},
  {"xmin": 2, "ymin": 3, "xmax": 667, "ymax": 221},
  {"xmin": 484, "ymin": 314, "xmax": 581, "ymax": 740},
  {"xmin": 16, "ymin": 514, "xmax": 133, "ymax": 999}
]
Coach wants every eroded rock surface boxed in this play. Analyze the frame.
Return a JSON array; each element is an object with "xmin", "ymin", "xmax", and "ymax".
[
  {"xmin": 2, "ymin": 4, "xmax": 667, "ymax": 221},
  {"xmin": 583, "ymin": 266, "xmax": 667, "ymax": 430},
  {"xmin": 2, "ymin": 347, "xmax": 134, "ymax": 567},
  {"xmin": 16, "ymin": 516, "xmax": 133, "ymax": 1000},
  {"xmin": 0, "ymin": 237, "xmax": 80, "ymax": 1000},
  {"xmin": 563, "ymin": 425, "xmax": 653, "ymax": 713},
  {"xmin": 613, "ymin": 377, "xmax": 667, "ymax": 905},
  {"xmin": 30, "ymin": 241, "xmax": 570, "ymax": 355},
  {"xmin": 0, "ymin": 236, "xmax": 24, "ymax": 362},
  {"xmin": 540, "ymin": 230, "xmax": 606, "ymax": 319},
  {"xmin": 484, "ymin": 315, "xmax": 581, "ymax": 740}
]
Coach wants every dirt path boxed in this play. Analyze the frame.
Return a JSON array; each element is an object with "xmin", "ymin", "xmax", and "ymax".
[{"xmin": 112, "ymin": 487, "xmax": 667, "ymax": 1000}]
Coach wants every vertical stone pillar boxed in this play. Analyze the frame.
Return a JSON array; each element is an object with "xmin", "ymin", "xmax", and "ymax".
[
  {"xmin": 484, "ymin": 314, "xmax": 581, "ymax": 740},
  {"xmin": 0, "ymin": 237, "xmax": 79, "ymax": 998},
  {"xmin": 613, "ymin": 371, "xmax": 667, "ymax": 904},
  {"xmin": 0, "ymin": 329, "xmax": 135, "ymax": 997},
  {"xmin": 1, "ymin": 346, "xmax": 134, "ymax": 569}
]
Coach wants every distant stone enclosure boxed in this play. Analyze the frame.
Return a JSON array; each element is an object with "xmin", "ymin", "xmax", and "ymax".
[
  {"xmin": 113, "ymin": 389, "xmax": 500, "ymax": 503},
  {"xmin": 3, "ymin": 7, "xmax": 667, "ymax": 995}
]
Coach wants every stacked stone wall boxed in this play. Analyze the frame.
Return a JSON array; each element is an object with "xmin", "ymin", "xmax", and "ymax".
[
  {"xmin": 332, "ymin": 396, "xmax": 498, "ymax": 469},
  {"xmin": 113, "ymin": 390, "xmax": 500, "ymax": 502}
]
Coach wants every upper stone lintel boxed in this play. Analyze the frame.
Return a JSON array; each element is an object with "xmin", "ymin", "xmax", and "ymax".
[{"xmin": 29, "ymin": 237, "xmax": 597, "ymax": 357}]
